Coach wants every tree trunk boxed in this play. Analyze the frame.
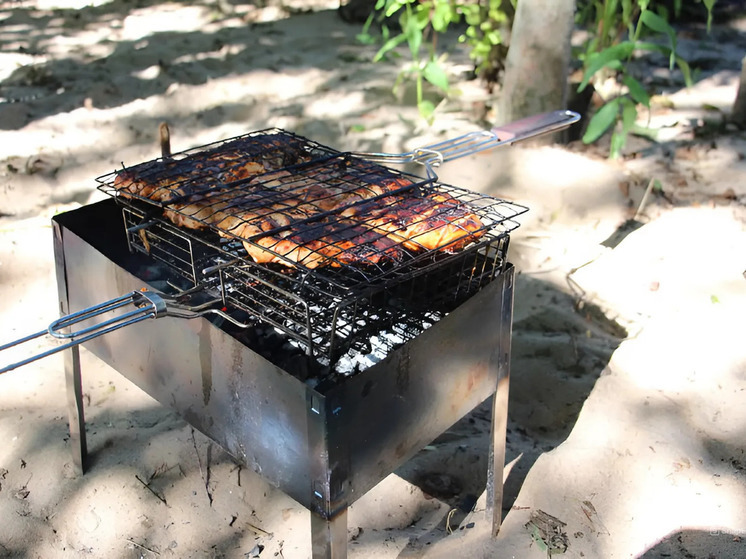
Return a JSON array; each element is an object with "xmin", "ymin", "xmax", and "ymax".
[{"xmin": 496, "ymin": 0, "xmax": 575, "ymax": 142}]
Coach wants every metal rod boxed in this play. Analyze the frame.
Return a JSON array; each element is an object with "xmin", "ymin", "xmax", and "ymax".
[
  {"xmin": 0, "ymin": 313, "xmax": 154, "ymax": 374},
  {"xmin": 48, "ymin": 294, "xmax": 142, "ymax": 338},
  {"xmin": 159, "ymin": 122, "xmax": 171, "ymax": 159},
  {"xmin": 50, "ymin": 306, "xmax": 156, "ymax": 340},
  {"xmin": 0, "ymin": 328, "xmax": 48, "ymax": 352},
  {"xmin": 486, "ymin": 265, "xmax": 514, "ymax": 537},
  {"xmin": 65, "ymin": 343, "xmax": 87, "ymax": 474},
  {"xmin": 0, "ymin": 290, "xmax": 211, "ymax": 374},
  {"xmin": 126, "ymin": 220, "xmax": 157, "ymax": 234}
]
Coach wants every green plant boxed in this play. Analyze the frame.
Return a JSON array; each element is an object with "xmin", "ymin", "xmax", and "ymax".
[
  {"xmin": 357, "ymin": 0, "xmax": 453, "ymax": 123},
  {"xmin": 577, "ymin": 0, "xmax": 716, "ymax": 158},
  {"xmin": 459, "ymin": 0, "xmax": 514, "ymax": 92},
  {"xmin": 358, "ymin": 0, "xmax": 512, "ymax": 122}
]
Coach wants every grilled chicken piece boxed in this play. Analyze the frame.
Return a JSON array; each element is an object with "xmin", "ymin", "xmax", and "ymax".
[
  {"xmin": 114, "ymin": 158, "xmax": 267, "ymax": 205},
  {"xmin": 164, "ymin": 169, "xmax": 414, "ymax": 236},
  {"xmin": 113, "ymin": 135, "xmax": 483, "ymax": 269},
  {"xmin": 341, "ymin": 191, "xmax": 485, "ymax": 252},
  {"xmin": 216, "ymin": 189, "xmax": 482, "ymax": 268},
  {"xmin": 205, "ymin": 172, "xmax": 416, "ymax": 266},
  {"xmin": 112, "ymin": 132, "xmax": 314, "ymax": 203},
  {"xmin": 223, "ymin": 214, "xmax": 403, "ymax": 268}
]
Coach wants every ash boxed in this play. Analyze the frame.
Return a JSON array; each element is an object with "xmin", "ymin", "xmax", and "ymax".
[{"xmin": 332, "ymin": 311, "xmax": 441, "ymax": 376}]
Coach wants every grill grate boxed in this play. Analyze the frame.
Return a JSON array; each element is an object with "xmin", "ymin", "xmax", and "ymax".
[{"xmin": 105, "ymin": 128, "xmax": 526, "ymax": 367}]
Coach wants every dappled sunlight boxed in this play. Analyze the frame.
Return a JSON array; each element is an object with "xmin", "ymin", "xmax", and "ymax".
[
  {"xmin": 610, "ymin": 304, "xmax": 746, "ymax": 393},
  {"xmin": 0, "ymin": 0, "xmax": 420, "ymax": 221},
  {"xmin": 304, "ymin": 89, "xmax": 369, "ymax": 120},
  {"xmin": 664, "ymin": 69, "xmax": 741, "ymax": 112},
  {"xmin": 119, "ymin": 4, "xmax": 214, "ymax": 41},
  {"xmin": 2, "ymin": 1, "xmax": 746, "ymax": 557},
  {"xmin": 36, "ymin": 0, "xmax": 114, "ymax": 9}
]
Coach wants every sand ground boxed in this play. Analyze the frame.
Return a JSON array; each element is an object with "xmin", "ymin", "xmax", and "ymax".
[{"xmin": 1, "ymin": 1, "xmax": 745, "ymax": 557}]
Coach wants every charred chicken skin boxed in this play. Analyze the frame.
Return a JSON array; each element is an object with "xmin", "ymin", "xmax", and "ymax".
[{"xmin": 112, "ymin": 142, "xmax": 485, "ymax": 269}]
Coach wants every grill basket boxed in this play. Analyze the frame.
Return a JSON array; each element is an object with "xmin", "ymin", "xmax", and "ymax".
[{"xmin": 100, "ymin": 128, "xmax": 526, "ymax": 368}]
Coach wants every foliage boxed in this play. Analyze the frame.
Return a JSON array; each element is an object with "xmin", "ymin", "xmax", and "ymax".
[
  {"xmin": 358, "ymin": 0, "xmax": 717, "ymax": 149},
  {"xmin": 577, "ymin": 0, "xmax": 716, "ymax": 158},
  {"xmin": 357, "ymin": 0, "xmax": 513, "ymax": 123},
  {"xmin": 459, "ymin": 0, "xmax": 513, "ymax": 91}
]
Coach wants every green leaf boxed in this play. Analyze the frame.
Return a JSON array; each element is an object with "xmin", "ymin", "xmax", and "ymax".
[
  {"xmin": 607, "ymin": 98, "xmax": 637, "ymax": 159},
  {"xmin": 418, "ymin": 99, "xmax": 436, "ymax": 124},
  {"xmin": 621, "ymin": 0, "xmax": 633, "ymax": 26},
  {"xmin": 703, "ymin": 0, "xmax": 716, "ymax": 31},
  {"xmin": 384, "ymin": 0, "xmax": 408, "ymax": 18},
  {"xmin": 485, "ymin": 29, "xmax": 502, "ymax": 46},
  {"xmin": 675, "ymin": 55, "xmax": 693, "ymax": 88},
  {"xmin": 640, "ymin": 9, "xmax": 676, "ymax": 39},
  {"xmin": 640, "ymin": 10, "xmax": 677, "ymax": 67},
  {"xmin": 621, "ymin": 97, "xmax": 637, "ymax": 136},
  {"xmin": 422, "ymin": 59, "xmax": 449, "ymax": 92},
  {"xmin": 431, "ymin": 1, "xmax": 455, "ymax": 32},
  {"xmin": 610, "ymin": 130, "xmax": 625, "ymax": 159},
  {"xmin": 356, "ymin": 32, "xmax": 376, "ymax": 45},
  {"xmin": 402, "ymin": 7, "xmax": 423, "ymax": 59},
  {"xmin": 622, "ymin": 75, "xmax": 650, "ymax": 107},
  {"xmin": 373, "ymin": 33, "xmax": 407, "ymax": 62},
  {"xmin": 583, "ymin": 98, "xmax": 621, "ymax": 144},
  {"xmin": 579, "ymin": 41, "xmax": 635, "ymax": 91}
]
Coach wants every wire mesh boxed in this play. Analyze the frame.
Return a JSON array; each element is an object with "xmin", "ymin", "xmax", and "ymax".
[{"xmin": 105, "ymin": 128, "xmax": 525, "ymax": 365}]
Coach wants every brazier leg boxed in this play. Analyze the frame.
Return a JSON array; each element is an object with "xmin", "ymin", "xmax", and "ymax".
[
  {"xmin": 64, "ymin": 344, "xmax": 87, "ymax": 474},
  {"xmin": 311, "ymin": 509, "xmax": 348, "ymax": 559},
  {"xmin": 53, "ymin": 221, "xmax": 88, "ymax": 474},
  {"xmin": 487, "ymin": 373, "xmax": 509, "ymax": 536},
  {"xmin": 486, "ymin": 265, "xmax": 513, "ymax": 536}
]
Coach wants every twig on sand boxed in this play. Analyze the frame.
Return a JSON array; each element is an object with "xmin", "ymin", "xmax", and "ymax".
[
  {"xmin": 230, "ymin": 463, "xmax": 243, "ymax": 487},
  {"xmin": 135, "ymin": 475, "xmax": 167, "ymax": 505},
  {"xmin": 190, "ymin": 427, "xmax": 214, "ymax": 506},
  {"xmin": 126, "ymin": 538, "xmax": 160, "ymax": 556},
  {"xmin": 634, "ymin": 178, "xmax": 658, "ymax": 221},
  {"xmin": 246, "ymin": 521, "xmax": 272, "ymax": 538}
]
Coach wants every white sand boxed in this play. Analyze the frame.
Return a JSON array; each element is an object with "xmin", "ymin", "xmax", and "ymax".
[{"xmin": 1, "ymin": 1, "xmax": 745, "ymax": 557}]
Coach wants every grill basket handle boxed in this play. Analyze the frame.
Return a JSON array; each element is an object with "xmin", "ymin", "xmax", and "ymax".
[
  {"xmin": 490, "ymin": 109, "xmax": 580, "ymax": 143},
  {"xmin": 355, "ymin": 109, "xmax": 580, "ymax": 177},
  {"xmin": 0, "ymin": 289, "xmax": 254, "ymax": 375},
  {"xmin": 0, "ymin": 291, "xmax": 164, "ymax": 375}
]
